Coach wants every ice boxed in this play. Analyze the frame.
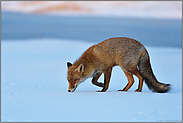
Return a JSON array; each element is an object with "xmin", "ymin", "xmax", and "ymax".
[{"xmin": 1, "ymin": 39, "xmax": 182, "ymax": 122}]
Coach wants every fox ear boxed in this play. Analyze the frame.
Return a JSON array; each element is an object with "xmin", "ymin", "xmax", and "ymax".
[
  {"xmin": 67, "ymin": 62, "xmax": 72, "ymax": 68},
  {"xmin": 75, "ymin": 64, "xmax": 84, "ymax": 73}
]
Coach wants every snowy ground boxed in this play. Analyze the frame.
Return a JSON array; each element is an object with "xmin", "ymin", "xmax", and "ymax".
[{"xmin": 1, "ymin": 39, "xmax": 182, "ymax": 122}]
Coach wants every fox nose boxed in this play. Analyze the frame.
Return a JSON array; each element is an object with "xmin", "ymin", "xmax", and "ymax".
[{"xmin": 68, "ymin": 90, "xmax": 71, "ymax": 92}]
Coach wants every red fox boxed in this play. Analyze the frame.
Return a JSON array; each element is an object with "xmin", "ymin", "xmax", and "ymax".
[{"xmin": 67, "ymin": 37, "xmax": 171, "ymax": 93}]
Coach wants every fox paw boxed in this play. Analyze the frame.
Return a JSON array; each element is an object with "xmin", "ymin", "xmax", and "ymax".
[
  {"xmin": 96, "ymin": 90, "xmax": 106, "ymax": 92},
  {"xmin": 135, "ymin": 89, "xmax": 142, "ymax": 92},
  {"xmin": 118, "ymin": 89, "xmax": 127, "ymax": 91}
]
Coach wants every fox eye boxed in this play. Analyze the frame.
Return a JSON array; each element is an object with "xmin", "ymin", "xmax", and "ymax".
[{"xmin": 70, "ymin": 79, "xmax": 79, "ymax": 82}]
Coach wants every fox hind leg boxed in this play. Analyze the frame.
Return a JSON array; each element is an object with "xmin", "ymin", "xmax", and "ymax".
[
  {"xmin": 118, "ymin": 71, "xmax": 134, "ymax": 91},
  {"xmin": 92, "ymin": 73, "xmax": 104, "ymax": 87},
  {"xmin": 128, "ymin": 68, "xmax": 143, "ymax": 92},
  {"xmin": 119, "ymin": 61, "xmax": 143, "ymax": 92}
]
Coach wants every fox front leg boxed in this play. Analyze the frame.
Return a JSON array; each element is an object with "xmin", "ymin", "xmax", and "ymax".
[
  {"xmin": 92, "ymin": 73, "xmax": 104, "ymax": 87},
  {"xmin": 97, "ymin": 67, "xmax": 112, "ymax": 92}
]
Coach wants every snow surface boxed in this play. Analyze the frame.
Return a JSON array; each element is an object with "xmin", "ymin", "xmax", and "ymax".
[{"xmin": 1, "ymin": 39, "xmax": 182, "ymax": 122}]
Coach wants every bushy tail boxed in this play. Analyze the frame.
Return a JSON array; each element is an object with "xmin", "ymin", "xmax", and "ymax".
[{"xmin": 138, "ymin": 53, "xmax": 171, "ymax": 93}]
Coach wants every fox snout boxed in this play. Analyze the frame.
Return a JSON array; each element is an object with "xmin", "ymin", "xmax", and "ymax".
[
  {"xmin": 68, "ymin": 81, "xmax": 78, "ymax": 92},
  {"xmin": 68, "ymin": 85, "xmax": 78, "ymax": 92}
]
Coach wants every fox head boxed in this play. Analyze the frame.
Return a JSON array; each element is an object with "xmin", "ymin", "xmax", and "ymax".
[{"xmin": 67, "ymin": 62, "xmax": 85, "ymax": 92}]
